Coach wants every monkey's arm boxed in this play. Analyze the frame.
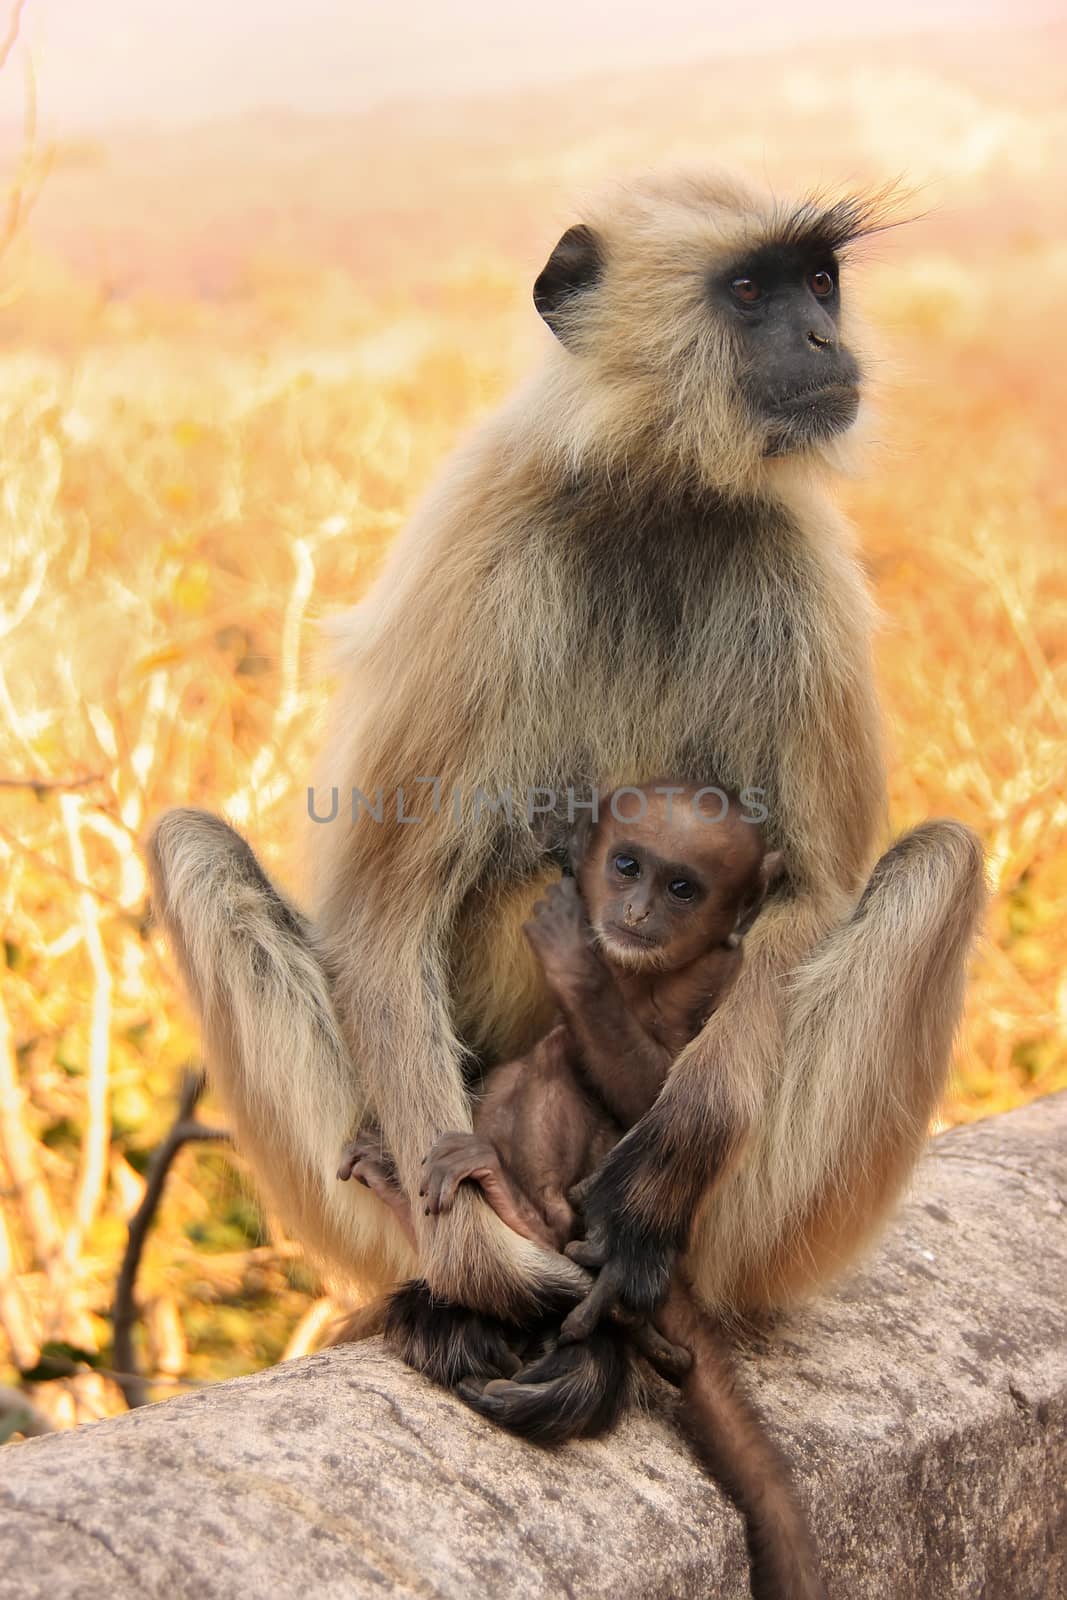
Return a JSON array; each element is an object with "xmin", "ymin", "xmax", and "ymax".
[
  {"xmin": 560, "ymin": 943, "xmax": 744, "ymax": 1144},
  {"xmin": 562, "ymin": 900, "xmax": 818, "ymax": 1330},
  {"xmin": 550, "ymin": 971, "xmax": 671, "ymax": 1128},
  {"xmin": 524, "ymin": 874, "xmax": 671, "ymax": 1124},
  {"xmin": 646, "ymin": 944, "xmax": 744, "ymax": 1061}
]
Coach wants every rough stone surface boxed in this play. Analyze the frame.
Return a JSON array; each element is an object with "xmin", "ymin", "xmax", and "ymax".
[{"xmin": 1, "ymin": 1096, "xmax": 1065, "ymax": 1599}]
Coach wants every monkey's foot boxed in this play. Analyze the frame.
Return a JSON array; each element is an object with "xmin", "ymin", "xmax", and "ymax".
[
  {"xmin": 338, "ymin": 1133, "xmax": 415, "ymax": 1246},
  {"xmin": 627, "ymin": 1318, "xmax": 692, "ymax": 1382},
  {"xmin": 420, "ymin": 1133, "xmax": 551, "ymax": 1246},
  {"xmin": 337, "ymin": 1131, "xmax": 399, "ymax": 1190}
]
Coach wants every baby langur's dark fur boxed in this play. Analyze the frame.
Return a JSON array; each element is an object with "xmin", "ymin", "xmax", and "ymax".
[{"xmin": 339, "ymin": 785, "xmax": 823, "ymax": 1599}]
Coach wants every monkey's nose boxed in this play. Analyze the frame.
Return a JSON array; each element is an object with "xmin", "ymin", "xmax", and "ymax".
[
  {"xmin": 625, "ymin": 902, "xmax": 649, "ymax": 925},
  {"xmin": 807, "ymin": 329, "xmax": 834, "ymax": 350}
]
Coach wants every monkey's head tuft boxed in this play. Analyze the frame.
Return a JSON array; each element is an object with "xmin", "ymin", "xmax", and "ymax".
[{"xmin": 529, "ymin": 171, "xmax": 907, "ymax": 492}]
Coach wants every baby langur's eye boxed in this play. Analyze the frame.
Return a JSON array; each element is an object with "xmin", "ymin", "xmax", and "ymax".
[
  {"xmin": 809, "ymin": 268, "xmax": 835, "ymax": 298},
  {"xmin": 613, "ymin": 853, "xmax": 640, "ymax": 878},
  {"xmin": 731, "ymin": 277, "xmax": 762, "ymax": 303},
  {"xmin": 669, "ymin": 879, "xmax": 696, "ymax": 901}
]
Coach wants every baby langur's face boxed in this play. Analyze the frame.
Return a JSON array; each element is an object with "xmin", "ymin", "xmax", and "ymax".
[{"xmin": 578, "ymin": 799, "xmax": 777, "ymax": 975}]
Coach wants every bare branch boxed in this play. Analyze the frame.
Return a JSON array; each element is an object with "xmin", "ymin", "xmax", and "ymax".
[
  {"xmin": 0, "ymin": 990, "xmax": 63, "ymax": 1271},
  {"xmin": 281, "ymin": 1297, "xmax": 340, "ymax": 1362},
  {"xmin": 112, "ymin": 1070, "xmax": 230, "ymax": 1409},
  {"xmin": 0, "ymin": 1198, "xmax": 37, "ymax": 1371},
  {"xmin": 0, "ymin": 773, "xmax": 105, "ymax": 794},
  {"xmin": 59, "ymin": 795, "xmax": 114, "ymax": 1275},
  {"xmin": 0, "ymin": 0, "xmax": 25, "ymax": 77}
]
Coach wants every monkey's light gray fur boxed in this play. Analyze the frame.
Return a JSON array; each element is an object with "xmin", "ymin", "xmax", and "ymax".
[{"xmin": 2, "ymin": 1097, "xmax": 1064, "ymax": 1600}]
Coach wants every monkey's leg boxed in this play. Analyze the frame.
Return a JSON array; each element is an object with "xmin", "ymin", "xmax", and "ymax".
[
  {"xmin": 561, "ymin": 820, "xmax": 987, "ymax": 1325},
  {"xmin": 147, "ymin": 809, "xmax": 415, "ymax": 1288},
  {"xmin": 149, "ymin": 809, "xmax": 585, "ymax": 1330},
  {"xmin": 657, "ymin": 1282, "xmax": 827, "ymax": 1600}
]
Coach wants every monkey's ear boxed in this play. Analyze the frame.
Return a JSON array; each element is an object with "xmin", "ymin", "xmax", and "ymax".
[
  {"xmin": 533, "ymin": 224, "xmax": 603, "ymax": 345},
  {"xmin": 564, "ymin": 807, "xmax": 597, "ymax": 878},
  {"xmin": 733, "ymin": 850, "xmax": 785, "ymax": 940}
]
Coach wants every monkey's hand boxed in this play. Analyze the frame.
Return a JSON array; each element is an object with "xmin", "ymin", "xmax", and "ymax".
[
  {"xmin": 523, "ymin": 875, "xmax": 603, "ymax": 996},
  {"xmin": 558, "ymin": 1122, "xmax": 688, "ymax": 1337}
]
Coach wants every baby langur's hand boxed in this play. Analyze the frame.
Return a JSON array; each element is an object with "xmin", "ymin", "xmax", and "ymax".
[{"xmin": 523, "ymin": 875, "xmax": 601, "ymax": 989}]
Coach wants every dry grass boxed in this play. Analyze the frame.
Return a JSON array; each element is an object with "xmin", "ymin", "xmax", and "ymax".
[{"xmin": 0, "ymin": 27, "xmax": 1064, "ymax": 1426}]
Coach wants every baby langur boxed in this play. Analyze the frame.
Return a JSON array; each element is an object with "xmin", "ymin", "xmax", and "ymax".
[
  {"xmin": 339, "ymin": 783, "xmax": 776, "ymax": 1268},
  {"xmin": 339, "ymin": 786, "xmax": 824, "ymax": 1600}
]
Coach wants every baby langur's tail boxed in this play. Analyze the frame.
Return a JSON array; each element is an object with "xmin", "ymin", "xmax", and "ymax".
[{"xmin": 659, "ymin": 1284, "xmax": 828, "ymax": 1600}]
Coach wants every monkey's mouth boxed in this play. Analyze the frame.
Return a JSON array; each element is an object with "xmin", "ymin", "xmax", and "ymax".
[
  {"xmin": 764, "ymin": 382, "xmax": 860, "ymax": 453},
  {"xmin": 598, "ymin": 923, "xmax": 673, "ymax": 973},
  {"xmin": 604, "ymin": 923, "xmax": 660, "ymax": 950},
  {"xmin": 775, "ymin": 380, "xmax": 859, "ymax": 414}
]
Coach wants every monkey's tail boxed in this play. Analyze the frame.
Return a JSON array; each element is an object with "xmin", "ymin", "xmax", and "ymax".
[
  {"xmin": 456, "ymin": 1321, "xmax": 632, "ymax": 1444},
  {"xmin": 328, "ymin": 1297, "xmax": 389, "ymax": 1347},
  {"xmin": 659, "ymin": 1286, "xmax": 827, "ymax": 1600},
  {"xmin": 328, "ymin": 1279, "xmax": 629, "ymax": 1444}
]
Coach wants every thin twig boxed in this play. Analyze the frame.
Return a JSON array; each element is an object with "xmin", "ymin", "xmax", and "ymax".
[
  {"xmin": 0, "ymin": 1198, "xmax": 37, "ymax": 1371},
  {"xmin": 0, "ymin": 773, "xmax": 104, "ymax": 793},
  {"xmin": 0, "ymin": 818, "xmax": 128, "ymax": 911},
  {"xmin": 0, "ymin": 0, "xmax": 25, "ymax": 76},
  {"xmin": 112, "ymin": 1070, "xmax": 230, "ymax": 1408},
  {"xmin": 0, "ymin": 990, "xmax": 63, "ymax": 1271},
  {"xmin": 60, "ymin": 794, "xmax": 114, "ymax": 1274},
  {"xmin": 8, "ymin": 1352, "xmax": 215, "ymax": 1393}
]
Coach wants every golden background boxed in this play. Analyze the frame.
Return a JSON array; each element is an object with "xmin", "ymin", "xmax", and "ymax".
[{"xmin": 0, "ymin": 12, "xmax": 1064, "ymax": 1428}]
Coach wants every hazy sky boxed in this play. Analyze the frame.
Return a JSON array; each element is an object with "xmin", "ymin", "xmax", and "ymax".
[{"xmin": 13, "ymin": 0, "xmax": 1060, "ymax": 132}]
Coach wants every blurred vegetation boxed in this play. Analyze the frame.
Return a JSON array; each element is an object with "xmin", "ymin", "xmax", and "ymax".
[{"xmin": 0, "ymin": 20, "xmax": 1064, "ymax": 1432}]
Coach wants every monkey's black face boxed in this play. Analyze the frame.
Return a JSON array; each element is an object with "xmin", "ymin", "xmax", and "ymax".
[{"xmin": 711, "ymin": 244, "xmax": 861, "ymax": 454}]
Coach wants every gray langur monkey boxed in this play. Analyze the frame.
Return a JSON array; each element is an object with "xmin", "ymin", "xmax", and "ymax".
[{"xmin": 147, "ymin": 171, "xmax": 986, "ymax": 1443}]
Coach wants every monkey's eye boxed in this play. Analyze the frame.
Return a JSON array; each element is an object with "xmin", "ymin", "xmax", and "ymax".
[
  {"xmin": 731, "ymin": 277, "xmax": 762, "ymax": 304},
  {"xmin": 669, "ymin": 879, "xmax": 696, "ymax": 901},
  {"xmin": 614, "ymin": 854, "xmax": 640, "ymax": 878},
  {"xmin": 809, "ymin": 269, "xmax": 835, "ymax": 299}
]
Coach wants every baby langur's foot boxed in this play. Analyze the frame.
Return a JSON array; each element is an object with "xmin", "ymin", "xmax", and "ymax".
[
  {"xmin": 420, "ymin": 1132, "xmax": 501, "ymax": 1215},
  {"xmin": 420, "ymin": 1132, "xmax": 554, "ymax": 1248},
  {"xmin": 627, "ymin": 1319, "xmax": 692, "ymax": 1383},
  {"xmin": 337, "ymin": 1130, "xmax": 400, "ymax": 1190},
  {"xmin": 567, "ymin": 1171, "xmax": 597, "ymax": 1213},
  {"xmin": 338, "ymin": 1132, "xmax": 416, "ymax": 1248}
]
